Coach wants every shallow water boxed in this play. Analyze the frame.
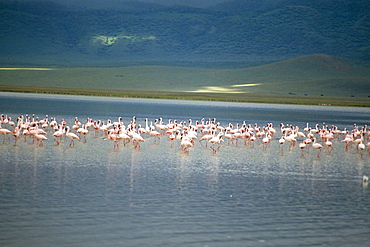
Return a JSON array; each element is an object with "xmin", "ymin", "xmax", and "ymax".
[{"xmin": 1, "ymin": 93, "xmax": 370, "ymax": 246}]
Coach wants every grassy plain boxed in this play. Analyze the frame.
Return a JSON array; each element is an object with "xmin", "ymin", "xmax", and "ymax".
[{"xmin": 0, "ymin": 55, "xmax": 369, "ymax": 107}]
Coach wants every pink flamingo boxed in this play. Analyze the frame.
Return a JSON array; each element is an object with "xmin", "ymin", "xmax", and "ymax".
[
  {"xmin": 262, "ymin": 132, "xmax": 271, "ymax": 150},
  {"xmin": 325, "ymin": 138, "xmax": 333, "ymax": 154},
  {"xmin": 342, "ymin": 133, "xmax": 353, "ymax": 151},
  {"xmin": 199, "ymin": 130, "xmax": 215, "ymax": 147},
  {"xmin": 53, "ymin": 125, "xmax": 64, "ymax": 145},
  {"xmin": 132, "ymin": 132, "xmax": 145, "ymax": 149},
  {"xmin": 181, "ymin": 134, "xmax": 193, "ymax": 153},
  {"xmin": 107, "ymin": 129, "xmax": 120, "ymax": 149},
  {"xmin": 12, "ymin": 124, "xmax": 21, "ymax": 145},
  {"xmin": 284, "ymin": 132, "xmax": 296, "ymax": 150},
  {"xmin": 149, "ymin": 127, "xmax": 161, "ymax": 143},
  {"xmin": 358, "ymin": 139, "xmax": 365, "ymax": 158},
  {"xmin": 118, "ymin": 127, "xmax": 131, "ymax": 146},
  {"xmin": 312, "ymin": 137, "xmax": 323, "ymax": 158},
  {"xmin": 0, "ymin": 124, "xmax": 12, "ymax": 143},
  {"xmin": 66, "ymin": 126, "xmax": 79, "ymax": 146},
  {"xmin": 209, "ymin": 131, "xmax": 224, "ymax": 153},
  {"xmin": 299, "ymin": 141, "xmax": 307, "ymax": 156},
  {"xmin": 35, "ymin": 133, "xmax": 48, "ymax": 146},
  {"xmin": 366, "ymin": 141, "xmax": 370, "ymax": 153},
  {"xmin": 77, "ymin": 124, "xmax": 89, "ymax": 142}
]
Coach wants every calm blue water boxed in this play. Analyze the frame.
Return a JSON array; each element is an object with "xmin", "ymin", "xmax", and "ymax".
[{"xmin": 1, "ymin": 92, "xmax": 370, "ymax": 246}]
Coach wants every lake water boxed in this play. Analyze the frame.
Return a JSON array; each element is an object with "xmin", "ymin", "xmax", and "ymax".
[{"xmin": 1, "ymin": 92, "xmax": 370, "ymax": 246}]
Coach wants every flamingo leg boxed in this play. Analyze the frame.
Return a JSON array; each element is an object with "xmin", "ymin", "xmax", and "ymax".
[{"xmin": 54, "ymin": 138, "xmax": 60, "ymax": 145}]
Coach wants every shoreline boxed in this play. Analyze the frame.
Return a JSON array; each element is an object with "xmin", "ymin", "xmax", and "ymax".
[{"xmin": 1, "ymin": 85, "xmax": 369, "ymax": 107}]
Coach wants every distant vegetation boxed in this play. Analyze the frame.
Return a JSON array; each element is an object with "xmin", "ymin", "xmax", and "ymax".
[{"xmin": 0, "ymin": 0, "xmax": 369, "ymax": 106}]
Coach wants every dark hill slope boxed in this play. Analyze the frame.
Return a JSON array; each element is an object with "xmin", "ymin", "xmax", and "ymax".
[{"xmin": 0, "ymin": 0, "xmax": 369, "ymax": 66}]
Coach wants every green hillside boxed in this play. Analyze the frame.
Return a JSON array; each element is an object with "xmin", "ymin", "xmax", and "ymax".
[{"xmin": 1, "ymin": 54, "xmax": 369, "ymax": 101}]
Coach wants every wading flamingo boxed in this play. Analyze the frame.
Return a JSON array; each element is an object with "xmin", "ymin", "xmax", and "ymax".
[
  {"xmin": 181, "ymin": 134, "xmax": 193, "ymax": 153},
  {"xmin": 312, "ymin": 137, "xmax": 323, "ymax": 158},
  {"xmin": 66, "ymin": 126, "xmax": 79, "ymax": 147},
  {"xmin": 53, "ymin": 125, "xmax": 64, "ymax": 145},
  {"xmin": 209, "ymin": 132, "xmax": 224, "ymax": 153},
  {"xmin": 35, "ymin": 133, "xmax": 48, "ymax": 146},
  {"xmin": 0, "ymin": 125, "xmax": 13, "ymax": 143}
]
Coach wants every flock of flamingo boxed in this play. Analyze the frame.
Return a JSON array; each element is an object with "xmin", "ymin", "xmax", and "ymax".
[{"xmin": 1, "ymin": 113, "xmax": 370, "ymax": 158}]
